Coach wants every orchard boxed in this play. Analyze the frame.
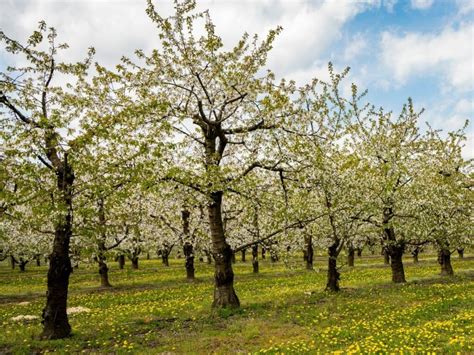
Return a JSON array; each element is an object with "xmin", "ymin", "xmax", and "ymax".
[{"xmin": 0, "ymin": 1, "xmax": 472, "ymax": 353}]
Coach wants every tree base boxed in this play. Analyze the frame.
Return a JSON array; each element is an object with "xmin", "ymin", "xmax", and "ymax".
[
  {"xmin": 40, "ymin": 321, "xmax": 71, "ymax": 340},
  {"xmin": 212, "ymin": 286, "xmax": 240, "ymax": 308}
]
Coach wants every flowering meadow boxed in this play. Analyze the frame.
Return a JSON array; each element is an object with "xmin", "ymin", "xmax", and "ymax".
[{"xmin": 0, "ymin": 253, "xmax": 472, "ymax": 354}]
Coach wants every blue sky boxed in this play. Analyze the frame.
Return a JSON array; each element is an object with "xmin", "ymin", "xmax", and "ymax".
[{"xmin": 1, "ymin": 0, "xmax": 473, "ymax": 156}]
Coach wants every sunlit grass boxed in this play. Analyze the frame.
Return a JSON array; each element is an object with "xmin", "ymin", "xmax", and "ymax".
[{"xmin": 0, "ymin": 253, "xmax": 472, "ymax": 353}]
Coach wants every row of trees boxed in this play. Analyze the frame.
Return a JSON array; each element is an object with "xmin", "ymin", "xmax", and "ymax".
[{"xmin": 1, "ymin": 0, "xmax": 472, "ymax": 340}]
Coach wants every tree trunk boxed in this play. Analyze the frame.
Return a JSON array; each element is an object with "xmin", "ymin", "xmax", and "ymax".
[
  {"xmin": 357, "ymin": 248, "xmax": 362, "ymax": 257},
  {"xmin": 389, "ymin": 245, "xmax": 406, "ymax": 283},
  {"xmin": 41, "ymin": 159, "xmax": 74, "ymax": 340},
  {"xmin": 10, "ymin": 255, "xmax": 16, "ymax": 269},
  {"xmin": 241, "ymin": 249, "xmax": 246, "ymax": 262},
  {"xmin": 261, "ymin": 246, "xmax": 266, "ymax": 259},
  {"xmin": 382, "ymin": 209, "xmax": 406, "ymax": 283},
  {"xmin": 326, "ymin": 244, "xmax": 340, "ymax": 292},
  {"xmin": 98, "ymin": 260, "xmax": 112, "ymax": 287},
  {"xmin": 383, "ymin": 249, "xmax": 390, "ymax": 265},
  {"xmin": 181, "ymin": 208, "xmax": 195, "ymax": 280},
  {"xmin": 19, "ymin": 260, "xmax": 28, "ymax": 272},
  {"xmin": 209, "ymin": 191, "xmax": 239, "ymax": 308},
  {"xmin": 36, "ymin": 256, "xmax": 41, "ymax": 267},
  {"xmin": 305, "ymin": 235, "xmax": 314, "ymax": 270},
  {"xmin": 457, "ymin": 248, "xmax": 464, "ymax": 259},
  {"xmin": 347, "ymin": 247, "xmax": 355, "ymax": 267},
  {"xmin": 439, "ymin": 248, "xmax": 454, "ymax": 276},
  {"xmin": 412, "ymin": 248, "xmax": 419, "ymax": 264},
  {"xmin": 252, "ymin": 244, "xmax": 259, "ymax": 274},
  {"xmin": 161, "ymin": 253, "xmax": 169, "ymax": 267},
  {"xmin": 118, "ymin": 255, "xmax": 125, "ymax": 269},
  {"xmin": 183, "ymin": 243, "xmax": 195, "ymax": 280},
  {"xmin": 269, "ymin": 248, "xmax": 278, "ymax": 263},
  {"xmin": 131, "ymin": 257, "xmax": 139, "ymax": 269},
  {"xmin": 97, "ymin": 202, "xmax": 112, "ymax": 287},
  {"xmin": 231, "ymin": 251, "xmax": 236, "ymax": 264}
]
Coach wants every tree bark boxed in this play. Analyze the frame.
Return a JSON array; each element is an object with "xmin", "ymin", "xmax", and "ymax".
[
  {"xmin": 389, "ymin": 245, "xmax": 406, "ymax": 283},
  {"xmin": 261, "ymin": 246, "xmax": 266, "ymax": 259},
  {"xmin": 412, "ymin": 247, "xmax": 419, "ymax": 264},
  {"xmin": 118, "ymin": 255, "xmax": 125, "ymax": 269},
  {"xmin": 241, "ymin": 249, "xmax": 246, "ymax": 262},
  {"xmin": 357, "ymin": 248, "xmax": 362, "ymax": 257},
  {"xmin": 252, "ymin": 244, "xmax": 259, "ymax": 274},
  {"xmin": 41, "ymin": 158, "xmax": 74, "ymax": 340},
  {"xmin": 97, "ymin": 201, "xmax": 112, "ymax": 287},
  {"xmin": 382, "ymin": 208, "xmax": 406, "ymax": 283},
  {"xmin": 36, "ymin": 256, "xmax": 41, "ymax": 267},
  {"xmin": 131, "ymin": 257, "xmax": 139, "ymax": 269},
  {"xmin": 383, "ymin": 250, "xmax": 390, "ymax": 265},
  {"xmin": 98, "ymin": 260, "xmax": 112, "ymax": 287},
  {"xmin": 326, "ymin": 244, "xmax": 340, "ymax": 292},
  {"xmin": 183, "ymin": 242, "xmax": 195, "ymax": 280},
  {"xmin": 19, "ymin": 259, "xmax": 28, "ymax": 272},
  {"xmin": 305, "ymin": 234, "xmax": 314, "ymax": 270},
  {"xmin": 347, "ymin": 247, "xmax": 355, "ymax": 267},
  {"xmin": 439, "ymin": 248, "xmax": 454, "ymax": 276},
  {"xmin": 457, "ymin": 248, "xmax": 464, "ymax": 259},
  {"xmin": 182, "ymin": 208, "xmax": 195, "ymax": 280},
  {"xmin": 161, "ymin": 253, "xmax": 169, "ymax": 267},
  {"xmin": 10, "ymin": 255, "xmax": 16, "ymax": 269},
  {"xmin": 209, "ymin": 191, "xmax": 239, "ymax": 308}
]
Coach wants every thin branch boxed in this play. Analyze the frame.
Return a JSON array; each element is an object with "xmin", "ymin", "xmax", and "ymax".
[
  {"xmin": 0, "ymin": 92, "xmax": 38, "ymax": 127},
  {"xmin": 37, "ymin": 155, "xmax": 54, "ymax": 170}
]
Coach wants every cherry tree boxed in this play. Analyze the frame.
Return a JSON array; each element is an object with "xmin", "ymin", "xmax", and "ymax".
[{"xmin": 130, "ymin": 0, "xmax": 295, "ymax": 308}]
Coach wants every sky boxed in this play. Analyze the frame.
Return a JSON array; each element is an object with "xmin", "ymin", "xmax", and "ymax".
[{"xmin": 1, "ymin": 0, "xmax": 473, "ymax": 157}]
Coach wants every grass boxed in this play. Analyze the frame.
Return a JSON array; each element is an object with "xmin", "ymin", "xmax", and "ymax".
[{"xmin": 0, "ymin": 252, "xmax": 473, "ymax": 353}]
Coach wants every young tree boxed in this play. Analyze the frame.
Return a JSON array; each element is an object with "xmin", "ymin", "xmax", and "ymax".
[
  {"xmin": 350, "ymin": 98, "xmax": 429, "ymax": 283},
  {"xmin": 282, "ymin": 66, "xmax": 367, "ymax": 291},
  {"xmin": 417, "ymin": 126, "xmax": 472, "ymax": 276}
]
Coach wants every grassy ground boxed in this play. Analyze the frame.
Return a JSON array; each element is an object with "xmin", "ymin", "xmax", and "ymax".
[{"xmin": 0, "ymin": 253, "xmax": 473, "ymax": 354}]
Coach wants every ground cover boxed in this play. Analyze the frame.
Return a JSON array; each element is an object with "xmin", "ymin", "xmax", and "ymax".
[{"xmin": 0, "ymin": 253, "xmax": 472, "ymax": 353}]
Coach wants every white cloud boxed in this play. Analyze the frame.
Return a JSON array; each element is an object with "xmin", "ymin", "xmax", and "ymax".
[
  {"xmin": 454, "ymin": 98, "xmax": 473, "ymax": 114},
  {"xmin": 464, "ymin": 132, "xmax": 474, "ymax": 159},
  {"xmin": 417, "ymin": 94, "xmax": 473, "ymax": 159},
  {"xmin": 383, "ymin": 0, "xmax": 398, "ymax": 12},
  {"xmin": 379, "ymin": 23, "xmax": 474, "ymax": 92},
  {"xmin": 456, "ymin": 0, "xmax": 474, "ymax": 15},
  {"xmin": 0, "ymin": 0, "xmax": 380, "ymax": 81},
  {"xmin": 0, "ymin": 1, "xmax": 165, "ymax": 68},
  {"xmin": 410, "ymin": 0, "xmax": 434, "ymax": 10},
  {"xmin": 343, "ymin": 33, "xmax": 368, "ymax": 63}
]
